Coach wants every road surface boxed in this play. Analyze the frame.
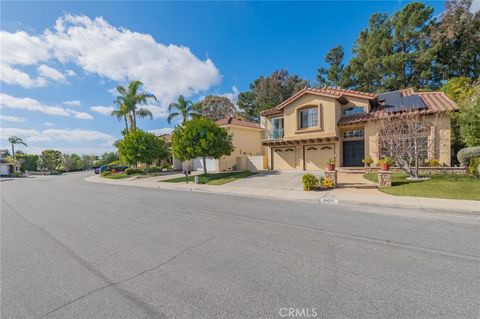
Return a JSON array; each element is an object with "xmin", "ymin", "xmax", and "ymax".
[{"xmin": 1, "ymin": 172, "xmax": 479, "ymax": 318}]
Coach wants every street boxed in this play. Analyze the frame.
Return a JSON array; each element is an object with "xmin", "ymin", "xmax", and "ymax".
[{"xmin": 1, "ymin": 172, "xmax": 479, "ymax": 318}]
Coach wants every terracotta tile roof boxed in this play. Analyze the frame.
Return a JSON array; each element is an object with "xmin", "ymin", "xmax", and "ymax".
[
  {"xmin": 338, "ymin": 90, "xmax": 458, "ymax": 125},
  {"xmin": 260, "ymin": 86, "xmax": 377, "ymax": 117},
  {"xmin": 216, "ymin": 117, "xmax": 261, "ymax": 129}
]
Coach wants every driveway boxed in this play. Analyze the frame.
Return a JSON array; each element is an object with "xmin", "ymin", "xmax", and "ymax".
[{"xmin": 229, "ymin": 170, "xmax": 324, "ymax": 191}]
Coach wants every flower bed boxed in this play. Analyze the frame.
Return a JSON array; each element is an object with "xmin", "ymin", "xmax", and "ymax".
[{"xmin": 364, "ymin": 167, "xmax": 467, "ymax": 175}]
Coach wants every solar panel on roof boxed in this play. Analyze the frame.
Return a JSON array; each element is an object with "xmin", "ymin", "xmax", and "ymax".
[{"xmin": 379, "ymin": 91, "xmax": 427, "ymax": 112}]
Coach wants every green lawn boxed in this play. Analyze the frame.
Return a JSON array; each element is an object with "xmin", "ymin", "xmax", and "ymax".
[
  {"xmin": 161, "ymin": 171, "xmax": 258, "ymax": 185},
  {"xmin": 102, "ymin": 173, "xmax": 130, "ymax": 179},
  {"xmin": 364, "ymin": 173, "xmax": 480, "ymax": 200}
]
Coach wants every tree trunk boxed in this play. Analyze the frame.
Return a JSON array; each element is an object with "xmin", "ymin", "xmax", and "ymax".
[
  {"xmin": 132, "ymin": 111, "xmax": 137, "ymax": 130},
  {"xmin": 124, "ymin": 116, "xmax": 129, "ymax": 134},
  {"xmin": 414, "ymin": 140, "xmax": 419, "ymax": 179},
  {"xmin": 11, "ymin": 144, "xmax": 15, "ymax": 159},
  {"xmin": 202, "ymin": 157, "xmax": 207, "ymax": 175}
]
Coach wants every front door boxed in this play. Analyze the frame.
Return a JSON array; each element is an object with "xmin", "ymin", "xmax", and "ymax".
[{"xmin": 343, "ymin": 140, "xmax": 364, "ymax": 167}]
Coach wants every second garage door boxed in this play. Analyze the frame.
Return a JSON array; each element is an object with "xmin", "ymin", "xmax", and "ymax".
[
  {"xmin": 272, "ymin": 147, "xmax": 296, "ymax": 170},
  {"xmin": 304, "ymin": 144, "xmax": 334, "ymax": 170}
]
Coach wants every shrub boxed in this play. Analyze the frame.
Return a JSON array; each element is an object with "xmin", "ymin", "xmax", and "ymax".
[
  {"xmin": 100, "ymin": 171, "xmax": 112, "ymax": 177},
  {"xmin": 125, "ymin": 168, "xmax": 145, "ymax": 175},
  {"xmin": 468, "ymin": 157, "xmax": 480, "ymax": 176},
  {"xmin": 362, "ymin": 157, "xmax": 374, "ymax": 166},
  {"xmin": 302, "ymin": 174, "xmax": 319, "ymax": 191},
  {"xmin": 457, "ymin": 147, "xmax": 480, "ymax": 166},
  {"xmin": 160, "ymin": 163, "xmax": 172, "ymax": 170},
  {"xmin": 322, "ymin": 177, "xmax": 334, "ymax": 189},
  {"xmin": 147, "ymin": 166, "xmax": 162, "ymax": 173},
  {"xmin": 425, "ymin": 159, "xmax": 440, "ymax": 167}
]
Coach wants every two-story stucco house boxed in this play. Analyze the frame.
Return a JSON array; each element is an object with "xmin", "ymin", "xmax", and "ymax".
[{"xmin": 260, "ymin": 87, "xmax": 458, "ymax": 170}]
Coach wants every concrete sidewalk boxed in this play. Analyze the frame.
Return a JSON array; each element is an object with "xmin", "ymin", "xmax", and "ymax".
[{"xmin": 84, "ymin": 173, "xmax": 480, "ymax": 215}]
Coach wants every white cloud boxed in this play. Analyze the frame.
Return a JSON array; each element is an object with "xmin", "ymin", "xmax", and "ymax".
[
  {"xmin": 0, "ymin": 93, "xmax": 93, "ymax": 119},
  {"xmin": 90, "ymin": 105, "xmax": 114, "ymax": 115},
  {"xmin": 63, "ymin": 100, "xmax": 81, "ymax": 107},
  {"xmin": 44, "ymin": 122, "xmax": 54, "ymax": 127},
  {"xmin": 149, "ymin": 127, "xmax": 173, "ymax": 136},
  {"xmin": 222, "ymin": 86, "xmax": 240, "ymax": 103},
  {"xmin": 37, "ymin": 64, "xmax": 66, "ymax": 82},
  {"xmin": 65, "ymin": 69, "xmax": 76, "ymax": 76},
  {"xmin": 144, "ymin": 104, "xmax": 168, "ymax": 119},
  {"xmin": 0, "ymin": 115, "xmax": 27, "ymax": 123},
  {"xmin": 0, "ymin": 14, "xmax": 221, "ymax": 103},
  {"xmin": 0, "ymin": 63, "xmax": 47, "ymax": 88}
]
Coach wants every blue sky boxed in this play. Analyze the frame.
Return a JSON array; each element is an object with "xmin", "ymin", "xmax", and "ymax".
[{"xmin": 0, "ymin": 1, "xmax": 450, "ymax": 155}]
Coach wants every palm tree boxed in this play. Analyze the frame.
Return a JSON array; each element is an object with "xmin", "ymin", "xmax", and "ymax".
[
  {"xmin": 111, "ymin": 80, "xmax": 156, "ymax": 131},
  {"xmin": 167, "ymin": 95, "xmax": 197, "ymax": 124},
  {"xmin": 8, "ymin": 136, "xmax": 27, "ymax": 159}
]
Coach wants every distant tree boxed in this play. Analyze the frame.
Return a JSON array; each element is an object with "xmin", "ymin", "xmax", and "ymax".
[
  {"xmin": 112, "ymin": 80, "xmax": 155, "ymax": 131},
  {"xmin": 61, "ymin": 154, "xmax": 83, "ymax": 172},
  {"xmin": 115, "ymin": 130, "xmax": 169, "ymax": 167},
  {"xmin": 167, "ymin": 95, "xmax": 197, "ymax": 124},
  {"xmin": 171, "ymin": 117, "xmax": 233, "ymax": 174},
  {"xmin": 237, "ymin": 91, "xmax": 257, "ymax": 122},
  {"xmin": 237, "ymin": 70, "xmax": 308, "ymax": 122},
  {"xmin": 16, "ymin": 154, "xmax": 39, "ymax": 172},
  {"xmin": 81, "ymin": 155, "xmax": 97, "ymax": 170},
  {"xmin": 443, "ymin": 77, "xmax": 475, "ymax": 103},
  {"xmin": 98, "ymin": 152, "xmax": 119, "ymax": 166},
  {"xmin": 457, "ymin": 82, "xmax": 480, "ymax": 147},
  {"xmin": 38, "ymin": 150, "xmax": 63, "ymax": 173},
  {"xmin": 430, "ymin": 0, "xmax": 480, "ymax": 80},
  {"xmin": 316, "ymin": 45, "xmax": 345, "ymax": 87},
  {"xmin": 194, "ymin": 95, "xmax": 235, "ymax": 121},
  {"xmin": 8, "ymin": 136, "xmax": 27, "ymax": 159}
]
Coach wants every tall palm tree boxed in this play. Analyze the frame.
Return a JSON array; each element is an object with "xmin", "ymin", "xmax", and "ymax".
[
  {"xmin": 167, "ymin": 95, "xmax": 197, "ymax": 124},
  {"xmin": 111, "ymin": 80, "xmax": 156, "ymax": 131},
  {"xmin": 8, "ymin": 136, "xmax": 27, "ymax": 159}
]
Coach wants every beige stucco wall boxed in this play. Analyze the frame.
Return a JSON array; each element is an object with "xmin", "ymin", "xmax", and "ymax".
[
  {"xmin": 364, "ymin": 115, "xmax": 452, "ymax": 166},
  {"xmin": 218, "ymin": 125, "xmax": 264, "ymax": 171}
]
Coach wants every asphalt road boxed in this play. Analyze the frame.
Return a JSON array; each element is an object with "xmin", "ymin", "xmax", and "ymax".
[{"xmin": 1, "ymin": 172, "xmax": 479, "ymax": 319}]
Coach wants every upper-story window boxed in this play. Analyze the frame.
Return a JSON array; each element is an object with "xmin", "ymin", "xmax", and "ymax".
[
  {"xmin": 343, "ymin": 106, "xmax": 364, "ymax": 116},
  {"xmin": 271, "ymin": 117, "xmax": 284, "ymax": 130},
  {"xmin": 299, "ymin": 107, "xmax": 318, "ymax": 129}
]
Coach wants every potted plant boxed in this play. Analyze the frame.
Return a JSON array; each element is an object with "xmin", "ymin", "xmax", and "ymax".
[
  {"xmin": 378, "ymin": 157, "xmax": 393, "ymax": 171},
  {"xmin": 326, "ymin": 158, "xmax": 335, "ymax": 171},
  {"xmin": 362, "ymin": 157, "xmax": 374, "ymax": 167}
]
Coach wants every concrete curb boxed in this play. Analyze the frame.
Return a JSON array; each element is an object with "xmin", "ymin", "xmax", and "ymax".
[{"xmin": 84, "ymin": 175, "xmax": 480, "ymax": 216}]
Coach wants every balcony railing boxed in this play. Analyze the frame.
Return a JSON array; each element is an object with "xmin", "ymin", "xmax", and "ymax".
[{"xmin": 264, "ymin": 128, "xmax": 284, "ymax": 140}]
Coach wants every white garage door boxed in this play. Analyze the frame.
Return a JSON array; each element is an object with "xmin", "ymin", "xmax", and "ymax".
[{"xmin": 272, "ymin": 147, "xmax": 296, "ymax": 170}]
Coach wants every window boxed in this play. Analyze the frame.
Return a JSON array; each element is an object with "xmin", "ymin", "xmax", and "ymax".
[
  {"xmin": 271, "ymin": 117, "xmax": 283, "ymax": 129},
  {"xmin": 299, "ymin": 107, "xmax": 318, "ymax": 129},
  {"xmin": 343, "ymin": 130, "xmax": 364, "ymax": 139},
  {"xmin": 343, "ymin": 106, "xmax": 364, "ymax": 116}
]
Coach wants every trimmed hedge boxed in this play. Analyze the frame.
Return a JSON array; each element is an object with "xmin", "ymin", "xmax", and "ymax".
[
  {"xmin": 100, "ymin": 171, "xmax": 112, "ymax": 177},
  {"xmin": 457, "ymin": 147, "xmax": 480, "ymax": 166},
  {"xmin": 124, "ymin": 168, "xmax": 145, "ymax": 175},
  {"xmin": 468, "ymin": 157, "xmax": 480, "ymax": 176}
]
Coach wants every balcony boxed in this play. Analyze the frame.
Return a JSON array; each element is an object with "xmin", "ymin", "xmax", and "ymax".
[{"xmin": 264, "ymin": 128, "xmax": 284, "ymax": 140}]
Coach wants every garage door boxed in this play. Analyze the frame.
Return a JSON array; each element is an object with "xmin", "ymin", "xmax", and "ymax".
[
  {"xmin": 304, "ymin": 144, "xmax": 334, "ymax": 170},
  {"xmin": 272, "ymin": 147, "xmax": 296, "ymax": 170}
]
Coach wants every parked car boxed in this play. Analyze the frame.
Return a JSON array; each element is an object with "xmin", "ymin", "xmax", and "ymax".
[{"xmin": 94, "ymin": 165, "xmax": 109, "ymax": 174}]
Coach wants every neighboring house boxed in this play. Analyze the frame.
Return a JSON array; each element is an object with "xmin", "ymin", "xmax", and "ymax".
[
  {"xmin": 0, "ymin": 149, "xmax": 16, "ymax": 175},
  {"xmin": 186, "ymin": 117, "xmax": 265, "ymax": 172},
  {"xmin": 260, "ymin": 87, "xmax": 457, "ymax": 170}
]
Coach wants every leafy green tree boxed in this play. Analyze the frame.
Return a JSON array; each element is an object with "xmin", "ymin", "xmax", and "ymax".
[
  {"xmin": 8, "ymin": 136, "xmax": 27, "ymax": 159},
  {"xmin": 443, "ymin": 77, "xmax": 475, "ymax": 102},
  {"xmin": 61, "ymin": 154, "xmax": 83, "ymax": 172},
  {"xmin": 237, "ymin": 70, "xmax": 308, "ymax": 122},
  {"xmin": 316, "ymin": 45, "xmax": 345, "ymax": 87},
  {"xmin": 457, "ymin": 82, "xmax": 480, "ymax": 147},
  {"xmin": 194, "ymin": 95, "xmax": 235, "ymax": 121},
  {"xmin": 171, "ymin": 117, "xmax": 233, "ymax": 174},
  {"xmin": 81, "ymin": 155, "xmax": 97, "ymax": 170},
  {"xmin": 38, "ymin": 150, "xmax": 63, "ymax": 173},
  {"xmin": 112, "ymin": 80, "xmax": 156, "ymax": 131},
  {"xmin": 98, "ymin": 152, "xmax": 119, "ymax": 166},
  {"xmin": 237, "ymin": 91, "xmax": 257, "ymax": 122},
  {"xmin": 430, "ymin": 0, "xmax": 480, "ymax": 80},
  {"xmin": 16, "ymin": 154, "xmax": 38, "ymax": 172},
  {"xmin": 167, "ymin": 95, "xmax": 197, "ymax": 124},
  {"xmin": 115, "ymin": 130, "xmax": 168, "ymax": 167}
]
